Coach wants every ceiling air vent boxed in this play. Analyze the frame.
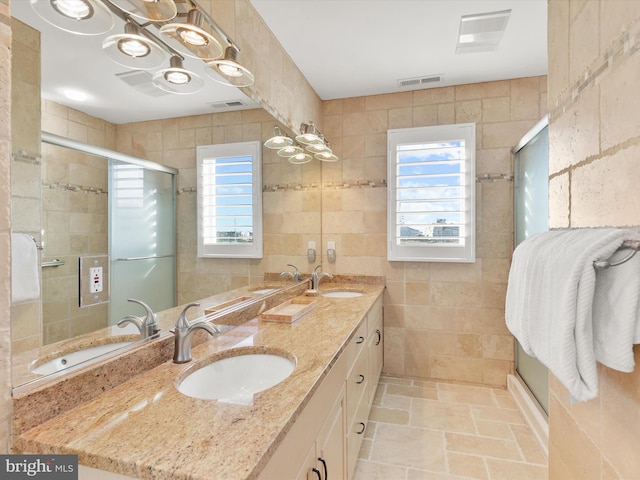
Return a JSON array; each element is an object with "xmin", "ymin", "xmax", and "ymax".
[
  {"xmin": 397, "ymin": 74, "xmax": 443, "ymax": 89},
  {"xmin": 209, "ymin": 100, "xmax": 246, "ymax": 109},
  {"xmin": 115, "ymin": 70, "xmax": 170, "ymax": 97},
  {"xmin": 456, "ymin": 9, "xmax": 511, "ymax": 54}
]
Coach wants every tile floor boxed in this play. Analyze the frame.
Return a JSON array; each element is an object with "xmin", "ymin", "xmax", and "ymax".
[{"xmin": 353, "ymin": 376, "xmax": 548, "ymax": 480}]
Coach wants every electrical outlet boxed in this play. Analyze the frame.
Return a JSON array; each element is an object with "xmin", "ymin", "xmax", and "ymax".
[{"xmin": 90, "ymin": 267, "xmax": 103, "ymax": 293}]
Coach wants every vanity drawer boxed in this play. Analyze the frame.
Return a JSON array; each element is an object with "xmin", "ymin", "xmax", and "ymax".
[
  {"xmin": 343, "ymin": 318, "xmax": 368, "ymax": 374},
  {"xmin": 345, "ymin": 346, "xmax": 368, "ymax": 426}
]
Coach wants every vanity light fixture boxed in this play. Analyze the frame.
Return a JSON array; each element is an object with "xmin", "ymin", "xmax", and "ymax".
[
  {"xmin": 295, "ymin": 122, "xmax": 323, "ymax": 146},
  {"xmin": 314, "ymin": 151, "xmax": 339, "ymax": 162},
  {"xmin": 103, "ymin": 21, "xmax": 168, "ymax": 69},
  {"xmin": 204, "ymin": 45, "xmax": 255, "ymax": 88},
  {"xmin": 305, "ymin": 140, "xmax": 330, "ymax": 154},
  {"xmin": 277, "ymin": 145, "xmax": 304, "ymax": 158},
  {"xmin": 153, "ymin": 55, "xmax": 204, "ymax": 94},
  {"xmin": 264, "ymin": 123, "xmax": 340, "ymax": 163},
  {"xmin": 288, "ymin": 152, "xmax": 313, "ymax": 165},
  {"xmin": 106, "ymin": 0, "xmax": 177, "ymax": 22},
  {"xmin": 264, "ymin": 127, "xmax": 293, "ymax": 149},
  {"xmin": 31, "ymin": 0, "xmax": 114, "ymax": 35},
  {"xmin": 31, "ymin": 0, "xmax": 255, "ymax": 93},
  {"xmin": 159, "ymin": 9, "xmax": 224, "ymax": 60}
]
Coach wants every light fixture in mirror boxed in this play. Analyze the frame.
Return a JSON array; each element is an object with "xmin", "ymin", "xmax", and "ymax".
[
  {"xmin": 277, "ymin": 145, "xmax": 303, "ymax": 157},
  {"xmin": 305, "ymin": 141, "xmax": 330, "ymax": 154},
  {"xmin": 288, "ymin": 152, "xmax": 313, "ymax": 164},
  {"xmin": 295, "ymin": 122, "xmax": 323, "ymax": 146},
  {"xmin": 159, "ymin": 9, "xmax": 224, "ymax": 60},
  {"xmin": 103, "ymin": 21, "xmax": 168, "ymax": 69},
  {"xmin": 153, "ymin": 55, "xmax": 204, "ymax": 94},
  {"xmin": 31, "ymin": 0, "xmax": 114, "ymax": 35},
  {"xmin": 107, "ymin": 0, "xmax": 178, "ymax": 22},
  {"xmin": 264, "ymin": 127, "xmax": 293, "ymax": 149},
  {"xmin": 315, "ymin": 151, "xmax": 339, "ymax": 162},
  {"xmin": 205, "ymin": 45, "xmax": 255, "ymax": 88}
]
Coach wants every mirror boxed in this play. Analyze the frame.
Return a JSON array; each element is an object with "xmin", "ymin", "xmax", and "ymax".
[{"xmin": 10, "ymin": 16, "xmax": 323, "ymax": 388}]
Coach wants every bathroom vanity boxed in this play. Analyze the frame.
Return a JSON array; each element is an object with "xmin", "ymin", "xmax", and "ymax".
[{"xmin": 12, "ymin": 279, "xmax": 384, "ymax": 480}]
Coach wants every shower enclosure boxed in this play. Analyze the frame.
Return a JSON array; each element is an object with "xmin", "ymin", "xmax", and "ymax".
[
  {"xmin": 41, "ymin": 133, "xmax": 177, "ymax": 338},
  {"xmin": 512, "ymin": 116, "xmax": 549, "ymax": 413}
]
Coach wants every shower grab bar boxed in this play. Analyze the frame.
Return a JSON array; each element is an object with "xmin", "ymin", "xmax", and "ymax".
[
  {"xmin": 42, "ymin": 259, "xmax": 65, "ymax": 268},
  {"xmin": 116, "ymin": 254, "xmax": 175, "ymax": 262},
  {"xmin": 594, "ymin": 240, "xmax": 640, "ymax": 270}
]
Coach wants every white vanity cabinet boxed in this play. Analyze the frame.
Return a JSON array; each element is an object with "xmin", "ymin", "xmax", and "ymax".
[{"xmin": 259, "ymin": 294, "xmax": 383, "ymax": 480}]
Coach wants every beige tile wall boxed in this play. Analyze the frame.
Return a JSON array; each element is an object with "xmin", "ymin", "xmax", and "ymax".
[
  {"xmin": 1, "ymin": 0, "xmax": 12, "ymax": 453},
  {"xmin": 321, "ymin": 78, "xmax": 547, "ymax": 387},
  {"xmin": 547, "ymin": 1, "xmax": 640, "ymax": 478}
]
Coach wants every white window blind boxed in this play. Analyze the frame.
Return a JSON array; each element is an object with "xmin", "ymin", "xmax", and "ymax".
[
  {"xmin": 387, "ymin": 124, "xmax": 475, "ymax": 262},
  {"xmin": 197, "ymin": 141, "xmax": 262, "ymax": 258}
]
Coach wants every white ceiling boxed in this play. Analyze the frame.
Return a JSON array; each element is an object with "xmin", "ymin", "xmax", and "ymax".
[{"xmin": 11, "ymin": 0, "xmax": 547, "ymax": 125}]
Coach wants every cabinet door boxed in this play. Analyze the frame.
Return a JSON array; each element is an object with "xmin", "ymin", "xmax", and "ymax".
[
  {"xmin": 316, "ymin": 387, "xmax": 345, "ymax": 480},
  {"xmin": 368, "ymin": 316, "xmax": 383, "ymax": 405}
]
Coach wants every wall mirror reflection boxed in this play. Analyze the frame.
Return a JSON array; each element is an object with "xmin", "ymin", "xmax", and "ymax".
[{"xmin": 10, "ymin": 3, "xmax": 323, "ymax": 389}]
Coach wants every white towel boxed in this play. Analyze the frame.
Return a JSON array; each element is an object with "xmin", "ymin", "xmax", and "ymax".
[
  {"xmin": 505, "ymin": 228, "xmax": 626, "ymax": 402},
  {"xmin": 11, "ymin": 233, "xmax": 40, "ymax": 304},
  {"xmin": 592, "ymin": 246, "xmax": 640, "ymax": 372}
]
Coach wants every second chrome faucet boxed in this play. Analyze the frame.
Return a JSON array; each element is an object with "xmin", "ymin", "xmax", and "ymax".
[
  {"xmin": 311, "ymin": 265, "xmax": 333, "ymax": 290},
  {"xmin": 173, "ymin": 302, "xmax": 220, "ymax": 363}
]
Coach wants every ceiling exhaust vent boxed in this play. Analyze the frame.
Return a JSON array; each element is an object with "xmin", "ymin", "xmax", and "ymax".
[
  {"xmin": 209, "ymin": 100, "xmax": 246, "ymax": 109},
  {"xmin": 397, "ymin": 74, "xmax": 443, "ymax": 89},
  {"xmin": 456, "ymin": 9, "xmax": 511, "ymax": 54},
  {"xmin": 115, "ymin": 70, "xmax": 169, "ymax": 97}
]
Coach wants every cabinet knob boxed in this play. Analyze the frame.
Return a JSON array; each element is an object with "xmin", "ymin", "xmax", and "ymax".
[
  {"xmin": 312, "ymin": 467, "xmax": 322, "ymax": 480},
  {"xmin": 375, "ymin": 329, "xmax": 381, "ymax": 346},
  {"xmin": 356, "ymin": 336, "xmax": 365, "ymax": 344},
  {"xmin": 356, "ymin": 374, "xmax": 365, "ymax": 384},
  {"xmin": 356, "ymin": 422, "xmax": 366, "ymax": 435}
]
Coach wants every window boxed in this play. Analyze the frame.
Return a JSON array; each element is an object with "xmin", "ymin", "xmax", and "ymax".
[
  {"xmin": 197, "ymin": 141, "xmax": 262, "ymax": 258},
  {"xmin": 387, "ymin": 123, "xmax": 476, "ymax": 262}
]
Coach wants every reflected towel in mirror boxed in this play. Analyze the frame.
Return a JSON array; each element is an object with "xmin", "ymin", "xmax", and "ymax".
[{"xmin": 11, "ymin": 233, "xmax": 40, "ymax": 303}]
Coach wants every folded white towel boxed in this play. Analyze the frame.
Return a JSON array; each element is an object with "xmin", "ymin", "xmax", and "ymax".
[
  {"xmin": 592, "ymin": 246, "xmax": 640, "ymax": 372},
  {"xmin": 11, "ymin": 233, "xmax": 41, "ymax": 304},
  {"xmin": 505, "ymin": 228, "xmax": 626, "ymax": 402}
]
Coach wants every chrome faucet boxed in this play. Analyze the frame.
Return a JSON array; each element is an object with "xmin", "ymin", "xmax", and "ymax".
[
  {"xmin": 280, "ymin": 263, "xmax": 302, "ymax": 282},
  {"xmin": 311, "ymin": 265, "xmax": 333, "ymax": 290},
  {"xmin": 117, "ymin": 298, "xmax": 159, "ymax": 339},
  {"xmin": 173, "ymin": 302, "xmax": 220, "ymax": 363}
]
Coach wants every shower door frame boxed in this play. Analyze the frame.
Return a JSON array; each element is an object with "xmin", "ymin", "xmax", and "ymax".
[{"xmin": 512, "ymin": 115, "xmax": 550, "ymax": 415}]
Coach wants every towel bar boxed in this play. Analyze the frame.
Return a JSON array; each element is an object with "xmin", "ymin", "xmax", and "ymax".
[{"xmin": 594, "ymin": 240, "xmax": 640, "ymax": 270}]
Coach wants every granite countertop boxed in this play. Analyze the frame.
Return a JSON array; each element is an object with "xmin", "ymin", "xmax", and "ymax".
[
  {"xmin": 12, "ymin": 281, "xmax": 294, "ymax": 388},
  {"xmin": 13, "ymin": 283, "xmax": 385, "ymax": 480}
]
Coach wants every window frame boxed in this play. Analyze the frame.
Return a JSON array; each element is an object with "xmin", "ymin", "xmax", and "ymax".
[
  {"xmin": 196, "ymin": 141, "xmax": 263, "ymax": 259},
  {"xmin": 387, "ymin": 123, "xmax": 476, "ymax": 263}
]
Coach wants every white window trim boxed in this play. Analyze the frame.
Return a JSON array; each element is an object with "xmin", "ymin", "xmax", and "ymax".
[
  {"xmin": 197, "ymin": 141, "xmax": 263, "ymax": 259},
  {"xmin": 387, "ymin": 123, "xmax": 476, "ymax": 263}
]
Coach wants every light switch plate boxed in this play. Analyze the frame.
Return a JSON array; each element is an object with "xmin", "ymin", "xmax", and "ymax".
[{"xmin": 79, "ymin": 255, "xmax": 110, "ymax": 308}]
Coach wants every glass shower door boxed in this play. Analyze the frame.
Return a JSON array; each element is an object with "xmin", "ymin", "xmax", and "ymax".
[
  {"xmin": 109, "ymin": 159, "xmax": 176, "ymax": 326},
  {"xmin": 513, "ymin": 118, "xmax": 549, "ymax": 413}
]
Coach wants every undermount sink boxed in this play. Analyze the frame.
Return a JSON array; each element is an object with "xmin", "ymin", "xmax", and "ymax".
[
  {"xmin": 177, "ymin": 348, "xmax": 296, "ymax": 404},
  {"xmin": 322, "ymin": 290, "xmax": 364, "ymax": 298},
  {"xmin": 31, "ymin": 342, "xmax": 132, "ymax": 376}
]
